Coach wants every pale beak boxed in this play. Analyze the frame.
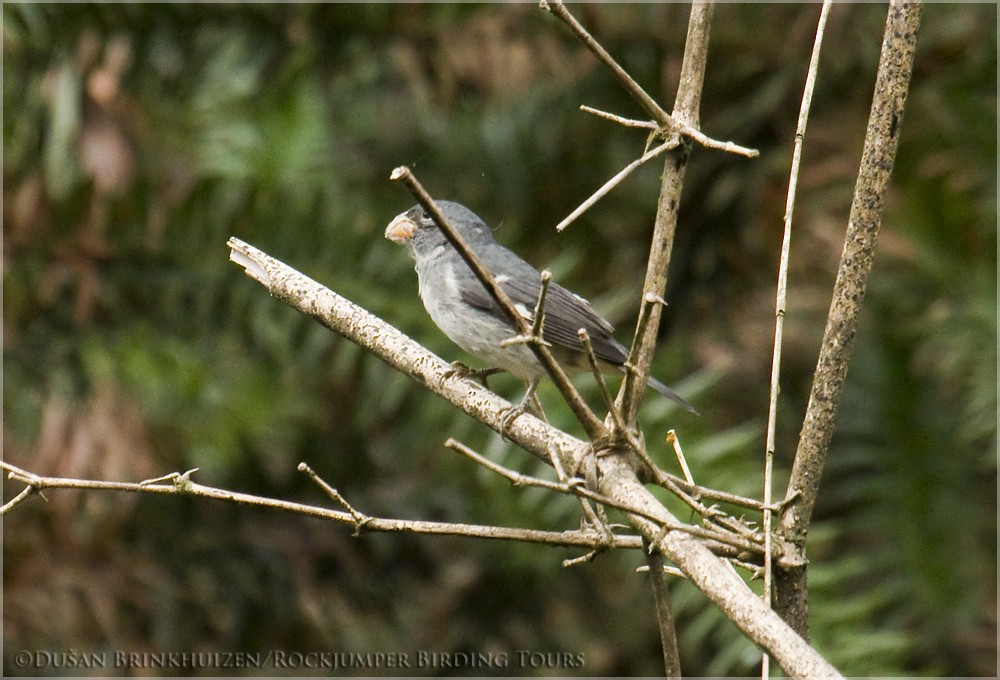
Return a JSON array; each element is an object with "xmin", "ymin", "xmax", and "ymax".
[{"xmin": 385, "ymin": 214, "xmax": 417, "ymax": 243}]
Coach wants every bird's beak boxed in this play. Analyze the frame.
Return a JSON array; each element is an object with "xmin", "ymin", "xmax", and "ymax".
[{"xmin": 385, "ymin": 213, "xmax": 417, "ymax": 244}]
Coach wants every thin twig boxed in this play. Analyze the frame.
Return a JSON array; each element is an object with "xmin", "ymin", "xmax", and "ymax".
[
  {"xmin": 447, "ymin": 439, "xmax": 658, "ymax": 529},
  {"xmin": 298, "ymin": 462, "xmax": 370, "ymax": 530},
  {"xmin": 577, "ymin": 328, "xmax": 648, "ymax": 461},
  {"xmin": 776, "ymin": 0, "xmax": 923, "ymax": 638},
  {"xmin": 660, "ymin": 473, "xmax": 731, "ymax": 524},
  {"xmin": 577, "ymin": 329, "xmax": 623, "ymax": 427},
  {"xmin": 389, "ymin": 166, "xmax": 607, "ymax": 442},
  {"xmin": 645, "ymin": 545, "xmax": 682, "ymax": 677},
  {"xmin": 763, "ymin": 3, "xmax": 833, "ymax": 677},
  {"xmin": 541, "ymin": 0, "xmax": 671, "ymax": 123},
  {"xmin": 499, "ymin": 269, "xmax": 554, "ymax": 350},
  {"xmin": 541, "ymin": 0, "xmax": 757, "ymax": 160},
  {"xmin": 563, "ymin": 551, "xmax": 601, "ymax": 567},
  {"xmin": 556, "ymin": 139, "xmax": 676, "ymax": 232},
  {"xmin": 531, "ymin": 269, "xmax": 552, "ymax": 339},
  {"xmin": 443, "ymin": 439, "xmax": 762, "ymax": 556},
  {"xmin": 680, "ymin": 122, "xmax": 759, "ymax": 158},
  {"xmin": 636, "ymin": 563, "xmax": 686, "ymax": 579},
  {"xmin": 709, "ymin": 514, "xmax": 761, "ymax": 544},
  {"xmin": 1, "ymin": 485, "xmax": 35, "ymax": 514},
  {"xmin": 580, "ymin": 104, "xmax": 658, "ymax": 129},
  {"xmin": 732, "ymin": 559, "xmax": 766, "ymax": 581},
  {"xmin": 0, "ymin": 460, "xmax": 647, "ymax": 551},
  {"xmin": 140, "ymin": 468, "xmax": 199, "ymax": 486},
  {"xmin": 447, "ymin": 436, "xmax": 614, "ymax": 546},
  {"xmin": 666, "ymin": 429, "xmax": 695, "ymax": 485},
  {"xmin": 664, "ymin": 473, "xmax": 779, "ymax": 514},
  {"xmin": 616, "ymin": 291, "xmax": 664, "ymax": 417}
]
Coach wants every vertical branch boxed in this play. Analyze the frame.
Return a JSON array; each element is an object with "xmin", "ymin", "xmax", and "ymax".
[
  {"xmin": 672, "ymin": 1, "xmax": 713, "ymax": 129},
  {"xmin": 762, "ymin": 3, "xmax": 833, "ymax": 675},
  {"xmin": 619, "ymin": 1, "xmax": 714, "ymax": 424},
  {"xmin": 645, "ymin": 548, "xmax": 682, "ymax": 678},
  {"xmin": 775, "ymin": 0, "xmax": 924, "ymax": 635}
]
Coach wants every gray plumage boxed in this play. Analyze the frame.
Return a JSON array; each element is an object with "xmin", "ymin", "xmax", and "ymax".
[{"xmin": 385, "ymin": 200, "xmax": 696, "ymax": 414}]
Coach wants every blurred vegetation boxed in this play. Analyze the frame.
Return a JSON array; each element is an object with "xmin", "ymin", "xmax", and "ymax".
[{"xmin": 2, "ymin": 3, "xmax": 995, "ymax": 677}]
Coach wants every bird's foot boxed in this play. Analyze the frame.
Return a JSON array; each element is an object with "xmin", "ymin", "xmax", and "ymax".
[
  {"xmin": 498, "ymin": 379, "xmax": 543, "ymax": 440},
  {"xmin": 444, "ymin": 361, "xmax": 503, "ymax": 390},
  {"xmin": 499, "ymin": 401, "xmax": 529, "ymax": 438}
]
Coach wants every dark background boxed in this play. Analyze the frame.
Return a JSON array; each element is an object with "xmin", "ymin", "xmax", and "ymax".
[{"xmin": 3, "ymin": 3, "xmax": 996, "ymax": 676}]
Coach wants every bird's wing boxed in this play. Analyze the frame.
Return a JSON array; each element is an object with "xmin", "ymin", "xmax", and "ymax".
[{"xmin": 455, "ymin": 245, "xmax": 628, "ymax": 364}]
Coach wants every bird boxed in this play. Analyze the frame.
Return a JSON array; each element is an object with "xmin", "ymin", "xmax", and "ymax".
[{"xmin": 384, "ymin": 200, "xmax": 698, "ymax": 419}]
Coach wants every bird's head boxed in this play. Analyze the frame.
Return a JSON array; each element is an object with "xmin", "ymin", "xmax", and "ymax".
[{"xmin": 385, "ymin": 200, "xmax": 494, "ymax": 257}]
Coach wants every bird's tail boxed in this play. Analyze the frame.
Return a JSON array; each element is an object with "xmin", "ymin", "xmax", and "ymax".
[{"xmin": 645, "ymin": 375, "xmax": 699, "ymax": 415}]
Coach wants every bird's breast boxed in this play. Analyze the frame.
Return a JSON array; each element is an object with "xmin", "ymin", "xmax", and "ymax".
[{"xmin": 414, "ymin": 258, "xmax": 542, "ymax": 381}]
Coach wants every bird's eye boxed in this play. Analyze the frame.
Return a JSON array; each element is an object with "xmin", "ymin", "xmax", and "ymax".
[{"xmin": 419, "ymin": 215, "xmax": 435, "ymax": 226}]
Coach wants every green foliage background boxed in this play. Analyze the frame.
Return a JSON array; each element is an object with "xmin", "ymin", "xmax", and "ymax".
[{"xmin": 3, "ymin": 3, "xmax": 996, "ymax": 676}]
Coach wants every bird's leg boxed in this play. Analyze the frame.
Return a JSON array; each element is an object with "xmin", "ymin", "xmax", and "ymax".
[
  {"xmin": 499, "ymin": 378, "xmax": 544, "ymax": 438},
  {"xmin": 497, "ymin": 271, "xmax": 553, "ymax": 437},
  {"xmin": 444, "ymin": 361, "xmax": 504, "ymax": 390}
]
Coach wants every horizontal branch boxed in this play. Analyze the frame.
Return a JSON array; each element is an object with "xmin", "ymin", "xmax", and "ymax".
[
  {"xmin": 580, "ymin": 104, "xmax": 658, "ymax": 129},
  {"xmin": 445, "ymin": 438, "xmax": 764, "ymax": 558},
  {"xmin": 0, "ymin": 461, "xmax": 641, "ymax": 551}
]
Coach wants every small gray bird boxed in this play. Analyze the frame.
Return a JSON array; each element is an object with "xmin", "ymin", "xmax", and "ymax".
[{"xmin": 385, "ymin": 200, "xmax": 697, "ymax": 415}]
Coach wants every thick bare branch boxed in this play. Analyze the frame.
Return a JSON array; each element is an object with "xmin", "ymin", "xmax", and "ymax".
[
  {"xmin": 225, "ymin": 237, "xmax": 840, "ymax": 672},
  {"xmin": 229, "ymin": 237, "xmax": 591, "ymax": 472},
  {"xmin": 776, "ymin": 0, "xmax": 923, "ymax": 636},
  {"xmin": 595, "ymin": 454, "xmax": 842, "ymax": 678},
  {"xmin": 619, "ymin": 2, "xmax": 714, "ymax": 424}
]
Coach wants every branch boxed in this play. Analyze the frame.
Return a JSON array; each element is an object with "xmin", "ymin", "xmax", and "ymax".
[
  {"xmin": 0, "ymin": 460, "xmax": 641, "ymax": 551},
  {"xmin": 226, "ymin": 239, "xmax": 837, "ymax": 674},
  {"xmin": 228, "ymin": 236, "xmax": 590, "ymax": 473},
  {"xmin": 762, "ymin": 4, "xmax": 834, "ymax": 671},
  {"xmin": 775, "ymin": 0, "xmax": 924, "ymax": 636},
  {"xmin": 541, "ymin": 0, "xmax": 758, "ymax": 159},
  {"xmin": 580, "ymin": 104, "xmax": 658, "ymax": 130},
  {"xmin": 555, "ymin": 139, "xmax": 676, "ymax": 233},
  {"xmin": 541, "ymin": 0, "xmax": 671, "ymax": 124},
  {"xmin": 664, "ymin": 473, "xmax": 782, "ymax": 514},
  {"xmin": 619, "ymin": 2, "xmax": 714, "ymax": 424},
  {"xmin": 645, "ymin": 547, "xmax": 682, "ymax": 677},
  {"xmin": 594, "ymin": 454, "xmax": 841, "ymax": 678},
  {"xmin": 444, "ymin": 439, "xmax": 763, "ymax": 558}
]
